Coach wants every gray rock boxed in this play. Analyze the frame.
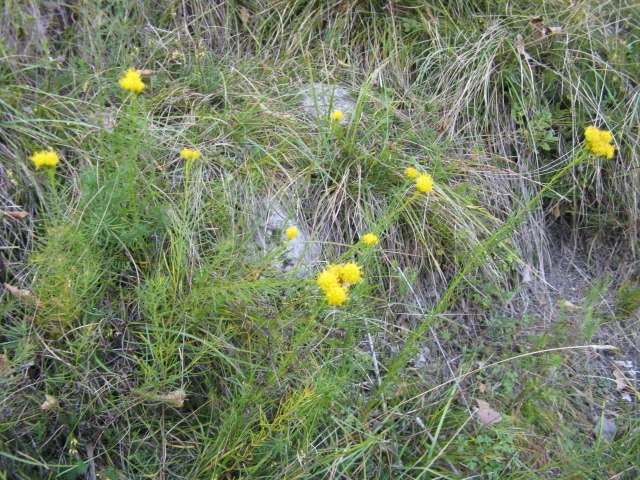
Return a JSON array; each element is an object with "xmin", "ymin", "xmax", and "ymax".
[
  {"xmin": 255, "ymin": 198, "xmax": 321, "ymax": 277},
  {"xmin": 299, "ymin": 82, "xmax": 356, "ymax": 123},
  {"xmin": 593, "ymin": 416, "xmax": 617, "ymax": 444}
]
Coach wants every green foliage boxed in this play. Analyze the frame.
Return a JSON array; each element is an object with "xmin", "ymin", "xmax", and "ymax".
[{"xmin": 0, "ymin": 1, "xmax": 638, "ymax": 479}]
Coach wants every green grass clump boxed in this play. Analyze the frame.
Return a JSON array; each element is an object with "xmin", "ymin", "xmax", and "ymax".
[{"xmin": 1, "ymin": 1, "xmax": 638, "ymax": 479}]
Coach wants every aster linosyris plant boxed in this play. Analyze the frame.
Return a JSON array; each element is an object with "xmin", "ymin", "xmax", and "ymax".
[
  {"xmin": 316, "ymin": 262, "xmax": 363, "ymax": 306},
  {"xmin": 404, "ymin": 167, "xmax": 419, "ymax": 179},
  {"xmin": 30, "ymin": 149, "xmax": 60, "ymax": 169},
  {"xmin": 119, "ymin": 68, "xmax": 145, "ymax": 94},
  {"xmin": 180, "ymin": 148, "xmax": 201, "ymax": 161},
  {"xmin": 330, "ymin": 110, "xmax": 344, "ymax": 122},
  {"xmin": 584, "ymin": 126, "xmax": 615, "ymax": 159},
  {"xmin": 415, "ymin": 173, "xmax": 434, "ymax": 194},
  {"xmin": 361, "ymin": 233, "xmax": 379, "ymax": 246},
  {"xmin": 285, "ymin": 226, "xmax": 298, "ymax": 241}
]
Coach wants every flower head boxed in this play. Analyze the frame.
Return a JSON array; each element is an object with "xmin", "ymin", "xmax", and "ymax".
[
  {"xmin": 180, "ymin": 148, "xmax": 201, "ymax": 161},
  {"xmin": 30, "ymin": 149, "xmax": 60, "ymax": 169},
  {"xmin": 285, "ymin": 226, "xmax": 299, "ymax": 241},
  {"xmin": 330, "ymin": 110, "xmax": 344, "ymax": 122},
  {"xmin": 584, "ymin": 126, "xmax": 615, "ymax": 159},
  {"xmin": 415, "ymin": 173, "xmax": 434, "ymax": 194},
  {"xmin": 326, "ymin": 264, "xmax": 342, "ymax": 277},
  {"xmin": 316, "ymin": 262, "xmax": 363, "ymax": 306},
  {"xmin": 324, "ymin": 285, "xmax": 347, "ymax": 306},
  {"xmin": 317, "ymin": 270, "xmax": 341, "ymax": 291},
  {"xmin": 119, "ymin": 68, "xmax": 145, "ymax": 94},
  {"xmin": 404, "ymin": 167, "xmax": 419, "ymax": 179},
  {"xmin": 338, "ymin": 262, "xmax": 361, "ymax": 284},
  {"xmin": 361, "ymin": 233, "xmax": 379, "ymax": 246}
]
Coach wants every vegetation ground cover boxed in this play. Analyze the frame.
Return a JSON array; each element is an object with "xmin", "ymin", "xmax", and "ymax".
[{"xmin": 1, "ymin": 1, "xmax": 638, "ymax": 479}]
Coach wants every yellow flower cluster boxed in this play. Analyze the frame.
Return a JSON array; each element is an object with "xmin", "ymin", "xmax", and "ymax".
[
  {"xmin": 285, "ymin": 226, "xmax": 298, "ymax": 240},
  {"xmin": 330, "ymin": 110, "xmax": 344, "ymax": 122},
  {"xmin": 317, "ymin": 262, "xmax": 362, "ymax": 306},
  {"xmin": 180, "ymin": 147, "xmax": 201, "ymax": 160},
  {"xmin": 584, "ymin": 126, "xmax": 615, "ymax": 159},
  {"xmin": 119, "ymin": 68, "xmax": 145, "ymax": 94},
  {"xmin": 405, "ymin": 167, "xmax": 434, "ymax": 193},
  {"xmin": 30, "ymin": 149, "xmax": 60, "ymax": 168},
  {"xmin": 415, "ymin": 173, "xmax": 434, "ymax": 193},
  {"xmin": 404, "ymin": 167, "xmax": 419, "ymax": 179},
  {"xmin": 361, "ymin": 233, "xmax": 379, "ymax": 246}
]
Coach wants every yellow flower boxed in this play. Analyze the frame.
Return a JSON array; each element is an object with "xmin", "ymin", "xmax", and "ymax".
[
  {"xmin": 361, "ymin": 233, "xmax": 379, "ymax": 246},
  {"xmin": 317, "ymin": 270, "xmax": 340, "ymax": 292},
  {"xmin": 324, "ymin": 285, "xmax": 347, "ymax": 306},
  {"xmin": 285, "ymin": 226, "xmax": 298, "ymax": 241},
  {"xmin": 30, "ymin": 149, "xmax": 60, "ymax": 168},
  {"xmin": 415, "ymin": 173, "xmax": 434, "ymax": 194},
  {"xmin": 326, "ymin": 264, "xmax": 342, "ymax": 278},
  {"xmin": 119, "ymin": 68, "xmax": 145, "ymax": 94},
  {"xmin": 180, "ymin": 148, "xmax": 201, "ymax": 161},
  {"xmin": 330, "ymin": 110, "xmax": 344, "ymax": 122},
  {"xmin": 404, "ymin": 167, "xmax": 419, "ymax": 179},
  {"xmin": 317, "ymin": 262, "xmax": 363, "ymax": 305},
  {"xmin": 339, "ymin": 262, "xmax": 361, "ymax": 284},
  {"xmin": 584, "ymin": 126, "xmax": 615, "ymax": 159}
]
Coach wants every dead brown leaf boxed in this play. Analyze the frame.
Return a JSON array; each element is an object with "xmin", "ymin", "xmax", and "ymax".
[
  {"xmin": 2, "ymin": 210, "xmax": 29, "ymax": 220},
  {"xmin": 612, "ymin": 366, "xmax": 633, "ymax": 394},
  {"xmin": 134, "ymin": 389, "xmax": 188, "ymax": 408},
  {"xmin": 0, "ymin": 354, "xmax": 8, "ymax": 373},
  {"xmin": 478, "ymin": 382, "xmax": 492, "ymax": 394},
  {"xmin": 516, "ymin": 34, "xmax": 528, "ymax": 57},
  {"xmin": 3, "ymin": 283, "xmax": 40, "ymax": 307},
  {"xmin": 476, "ymin": 399, "xmax": 502, "ymax": 425},
  {"xmin": 239, "ymin": 6, "xmax": 251, "ymax": 24},
  {"xmin": 558, "ymin": 299, "xmax": 581, "ymax": 311},
  {"xmin": 529, "ymin": 16, "xmax": 563, "ymax": 38},
  {"xmin": 152, "ymin": 389, "xmax": 187, "ymax": 407},
  {"xmin": 41, "ymin": 395, "xmax": 59, "ymax": 411}
]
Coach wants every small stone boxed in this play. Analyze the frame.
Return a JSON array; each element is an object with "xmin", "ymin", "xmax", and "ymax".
[{"xmin": 299, "ymin": 82, "xmax": 356, "ymax": 123}]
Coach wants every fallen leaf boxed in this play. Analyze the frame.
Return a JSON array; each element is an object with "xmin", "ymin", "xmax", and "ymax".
[
  {"xmin": 558, "ymin": 299, "xmax": 581, "ymax": 311},
  {"xmin": 239, "ymin": 6, "xmax": 251, "ymax": 24},
  {"xmin": 138, "ymin": 69, "xmax": 154, "ymax": 76},
  {"xmin": 478, "ymin": 382, "xmax": 492, "ymax": 394},
  {"xmin": 0, "ymin": 354, "xmax": 7, "ymax": 373},
  {"xmin": 612, "ymin": 366, "xmax": 633, "ymax": 394},
  {"xmin": 516, "ymin": 34, "xmax": 527, "ymax": 57},
  {"xmin": 475, "ymin": 399, "xmax": 502, "ymax": 425},
  {"xmin": 41, "ymin": 395, "xmax": 59, "ymax": 411},
  {"xmin": 3, "ymin": 283, "xmax": 40, "ymax": 307},
  {"xmin": 134, "ymin": 389, "xmax": 188, "ymax": 407},
  {"xmin": 2, "ymin": 210, "xmax": 29, "ymax": 220}
]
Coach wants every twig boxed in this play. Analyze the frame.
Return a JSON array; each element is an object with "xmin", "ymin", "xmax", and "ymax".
[{"xmin": 86, "ymin": 444, "xmax": 96, "ymax": 480}]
